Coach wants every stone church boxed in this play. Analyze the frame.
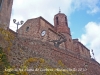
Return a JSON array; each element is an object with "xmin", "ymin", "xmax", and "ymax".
[
  {"xmin": 18, "ymin": 12, "xmax": 91, "ymax": 58},
  {"xmin": 0, "ymin": 0, "xmax": 100, "ymax": 75}
]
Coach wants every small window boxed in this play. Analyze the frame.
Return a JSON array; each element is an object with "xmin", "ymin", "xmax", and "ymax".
[
  {"xmin": 56, "ymin": 17, "xmax": 59, "ymax": 25},
  {"xmin": 26, "ymin": 27, "xmax": 29, "ymax": 31},
  {"xmin": 0, "ymin": 0, "xmax": 3, "ymax": 8}
]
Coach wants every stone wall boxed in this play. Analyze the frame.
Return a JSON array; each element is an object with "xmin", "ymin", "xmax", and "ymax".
[
  {"xmin": 7, "ymin": 37, "xmax": 100, "ymax": 75},
  {"xmin": 73, "ymin": 39, "xmax": 91, "ymax": 58}
]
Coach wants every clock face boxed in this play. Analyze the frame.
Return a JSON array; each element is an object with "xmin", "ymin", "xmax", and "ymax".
[{"xmin": 41, "ymin": 30, "xmax": 46, "ymax": 36}]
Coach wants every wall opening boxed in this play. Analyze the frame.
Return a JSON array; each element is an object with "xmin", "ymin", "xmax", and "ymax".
[
  {"xmin": 26, "ymin": 27, "xmax": 29, "ymax": 31},
  {"xmin": 56, "ymin": 17, "xmax": 59, "ymax": 25}
]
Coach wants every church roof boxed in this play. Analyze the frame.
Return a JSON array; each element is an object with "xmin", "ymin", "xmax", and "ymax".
[{"xmin": 39, "ymin": 16, "xmax": 54, "ymax": 28}]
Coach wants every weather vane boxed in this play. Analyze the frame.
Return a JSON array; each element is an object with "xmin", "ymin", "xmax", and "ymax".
[{"xmin": 59, "ymin": 7, "xmax": 61, "ymax": 13}]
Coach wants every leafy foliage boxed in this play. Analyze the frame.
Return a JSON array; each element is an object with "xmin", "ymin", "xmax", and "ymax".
[
  {"xmin": 0, "ymin": 28, "xmax": 14, "ymax": 51},
  {"xmin": 0, "ymin": 47, "xmax": 18, "ymax": 75}
]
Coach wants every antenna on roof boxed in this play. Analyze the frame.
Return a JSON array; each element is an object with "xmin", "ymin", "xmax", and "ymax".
[{"xmin": 59, "ymin": 7, "xmax": 61, "ymax": 13}]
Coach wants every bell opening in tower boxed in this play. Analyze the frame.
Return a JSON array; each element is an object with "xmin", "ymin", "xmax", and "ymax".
[
  {"xmin": 56, "ymin": 17, "xmax": 59, "ymax": 25},
  {"xmin": 65, "ymin": 17, "xmax": 68, "ymax": 26}
]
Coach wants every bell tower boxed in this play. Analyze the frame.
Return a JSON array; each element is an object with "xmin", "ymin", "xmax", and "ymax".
[
  {"xmin": 0, "ymin": 0, "xmax": 13, "ymax": 29},
  {"xmin": 54, "ymin": 11, "xmax": 73, "ymax": 50}
]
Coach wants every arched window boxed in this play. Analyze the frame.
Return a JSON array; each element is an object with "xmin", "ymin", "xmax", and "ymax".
[
  {"xmin": 0, "ymin": 0, "xmax": 3, "ymax": 8},
  {"xmin": 65, "ymin": 17, "xmax": 67, "ymax": 21},
  {"xmin": 56, "ymin": 17, "xmax": 59, "ymax": 25}
]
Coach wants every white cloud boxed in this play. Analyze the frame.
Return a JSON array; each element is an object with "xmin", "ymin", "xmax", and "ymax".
[
  {"xmin": 86, "ymin": 0, "xmax": 100, "ymax": 14},
  {"xmin": 87, "ymin": 6, "xmax": 100, "ymax": 14},
  {"xmin": 80, "ymin": 22, "xmax": 100, "ymax": 63},
  {"xmin": 10, "ymin": 0, "xmax": 74, "ymax": 31},
  {"xmin": 73, "ymin": 0, "xmax": 100, "ymax": 14},
  {"xmin": 10, "ymin": 0, "xmax": 100, "ymax": 31}
]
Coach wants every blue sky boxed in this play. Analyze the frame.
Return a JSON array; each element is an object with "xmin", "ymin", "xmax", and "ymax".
[
  {"xmin": 70, "ymin": 9, "xmax": 100, "ymax": 38},
  {"xmin": 10, "ymin": 0, "xmax": 100, "ymax": 63}
]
